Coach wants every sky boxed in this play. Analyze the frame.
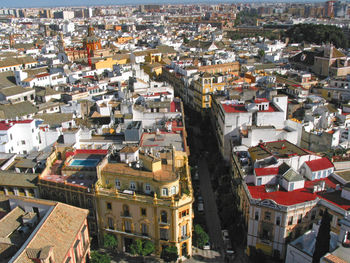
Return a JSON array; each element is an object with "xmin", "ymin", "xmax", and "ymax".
[{"xmin": 1, "ymin": 0, "xmax": 325, "ymax": 8}]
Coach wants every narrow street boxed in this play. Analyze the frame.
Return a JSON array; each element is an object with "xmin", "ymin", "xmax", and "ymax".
[
  {"xmin": 198, "ymin": 157, "xmax": 224, "ymax": 254},
  {"xmin": 188, "ymin": 120, "xmax": 225, "ymax": 262}
]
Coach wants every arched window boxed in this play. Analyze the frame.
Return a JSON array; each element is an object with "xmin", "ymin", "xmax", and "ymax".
[
  {"xmin": 161, "ymin": 211, "xmax": 167, "ymax": 223},
  {"xmin": 170, "ymin": 186, "xmax": 176, "ymax": 195}
]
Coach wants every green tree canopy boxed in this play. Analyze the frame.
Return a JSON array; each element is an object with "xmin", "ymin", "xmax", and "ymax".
[
  {"xmin": 103, "ymin": 233, "xmax": 118, "ymax": 250},
  {"xmin": 313, "ymin": 209, "xmax": 332, "ymax": 263},
  {"xmin": 193, "ymin": 224, "xmax": 209, "ymax": 248},
  {"xmin": 258, "ymin": 49, "xmax": 265, "ymax": 58},
  {"xmin": 130, "ymin": 239, "xmax": 155, "ymax": 257},
  {"xmin": 161, "ymin": 245, "xmax": 178, "ymax": 262},
  {"xmin": 285, "ymin": 24, "xmax": 348, "ymax": 49},
  {"xmin": 90, "ymin": 251, "xmax": 111, "ymax": 263}
]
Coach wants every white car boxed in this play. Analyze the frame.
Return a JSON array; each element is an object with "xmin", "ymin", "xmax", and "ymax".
[
  {"xmin": 198, "ymin": 202, "xmax": 204, "ymax": 212},
  {"xmin": 203, "ymin": 241, "xmax": 210, "ymax": 250}
]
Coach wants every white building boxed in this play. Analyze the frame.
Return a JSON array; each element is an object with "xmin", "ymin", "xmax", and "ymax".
[
  {"xmin": 0, "ymin": 120, "xmax": 42, "ymax": 154},
  {"xmin": 212, "ymin": 95, "xmax": 288, "ymax": 160}
]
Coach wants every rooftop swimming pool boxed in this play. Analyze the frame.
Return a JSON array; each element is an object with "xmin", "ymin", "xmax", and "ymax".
[{"xmin": 69, "ymin": 159, "xmax": 100, "ymax": 167}]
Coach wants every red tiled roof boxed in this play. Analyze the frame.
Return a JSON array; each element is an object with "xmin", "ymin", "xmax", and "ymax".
[
  {"xmin": 247, "ymin": 177, "xmax": 350, "ymax": 210},
  {"xmin": 254, "ymin": 167, "xmax": 279, "ymax": 177},
  {"xmin": 305, "ymin": 157, "xmax": 334, "ymax": 172},
  {"xmin": 254, "ymin": 98, "xmax": 269, "ymax": 103},
  {"xmin": 35, "ymin": 73, "xmax": 50, "ymax": 78},
  {"xmin": 0, "ymin": 120, "xmax": 33, "ymax": 131}
]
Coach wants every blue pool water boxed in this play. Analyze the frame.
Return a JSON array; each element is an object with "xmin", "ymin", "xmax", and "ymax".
[{"xmin": 70, "ymin": 159, "xmax": 100, "ymax": 167}]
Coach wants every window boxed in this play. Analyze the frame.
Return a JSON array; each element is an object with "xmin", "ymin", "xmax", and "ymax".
[
  {"xmin": 10, "ymin": 134, "xmax": 12, "ymax": 140},
  {"xmin": 130, "ymin": 182, "xmax": 136, "ymax": 190},
  {"xmin": 141, "ymin": 208, "xmax": 147, "ymax": 216},
  {"xmin": 264, "ymin": 211, "xmax": 271, "ymax": 221},
  {"xmin": 123, "ymin": 205, "xmax": 130, "ymax": 217},
  {"xmin": 108, "ymin": 217, "xmax": 114, "ymax": 230},
  {"xmin": 255, "ymin": 211, "xmax": 259, "ymax": 220},
  {"xmin": 323, "ymin": 170, "xmax": 327, "ymax": 177},
  {"xmin": 297, "ymin": 214, "xmax": 302, "ymax": 223},
  {"xmin": 160, "ymin": 228, "xmax": 168, "ymax": 240},
  {"xmin": 145, "ymin": 184, "xmax": 151, "ymax": 193},
  {"xmin": 161, "ymin": 211, "xmax": 167, "ymax": 223},
  {"xmin": 162, "ymin": 188, "xmax": 168, "ymax": 196},
  {"xmin": 276, "ymin": 216, "xmax": 281, "ymax": 226},
  {"xmin": 180, "ymin": 209, "xmax": 189, "ymax": 218},
  {"xmin": 115, "ymin": 179, "xmax": 121, "ymax": 189},
  {"xmin": 81, "ymin": 226, "xmax": 86, "ymax": 246},
  {"xmin": 87, "ymin": 198, "xmax": 93, "ymax": 208},
  {"xmin": 290, "ymin": 182, "xmax": 294, "ymax": 191},
  {"xmin": 170, "ymin": 186, "xmax": 176, "ymax": 195},
  {"xmin": 141, "ymin": 223, "xmax": 148, "ymax": 236},
  {"xmin": 328, "ymin": 169, "xmax": 332, "ymax": 175},
  {"xmin": 257, "ymin": 178, "xmax": 262, "ymax": 186},
  {"xmin": 181, "ymin": 224, "xmax": 188, "ymax": 238},
  {"xmin": 21, "ymin": 140, "xmax": 26, "ymax": 145},
  {"xmin": 124, "ymin": 220, "xmax": 131, "ymax": 233},
  {"xmin": 312, "ymin": 172, "xmax": 316, "ymax": 180},
  {"xmin": 317, "ymin": 171, "xmax": 321, "ymax": 179},
  {"xmin": 106, "ymin": 202, "xmax": 112, "ymax": 210},
  {"xmin": 74, "ymin": 240, "xmax": 80, "ymax": 262},
  {"xmin": 288, "ymin": 216, "xmax": 293, "ymax": 225},
  {"xmin": 31, "ymin": 128, "xmax": 34, "ymax": 133}
]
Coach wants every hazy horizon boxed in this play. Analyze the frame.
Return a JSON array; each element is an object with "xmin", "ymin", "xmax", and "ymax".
[{"xmin": 1, "ymin": 0, "xmax": 327, "ymax": 9}]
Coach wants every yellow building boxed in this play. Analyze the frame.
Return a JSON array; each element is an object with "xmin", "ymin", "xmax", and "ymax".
[
  {"xmin": 116, "ymin": 36, "xmax": 133, "ymax": 44},
  {"xmin": 96, "ymin": 146, "xmax": 194, "ymax": 257},
  {"xmin": 192, "ymin": 72, "xmax": 226, "ymax": 112},
  {"xmin": 93, "ymin": 54, "xmax": 130, "ymax": 70}
]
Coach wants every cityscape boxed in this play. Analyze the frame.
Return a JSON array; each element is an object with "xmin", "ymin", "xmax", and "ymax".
[{"xmin": 0, "ymin": 1, "xmax": 349, "ymax": 263}]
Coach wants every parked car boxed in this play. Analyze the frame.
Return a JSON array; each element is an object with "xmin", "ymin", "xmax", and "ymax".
[
  {"xmin": 222, "ymin": 229, "xmax": 230, "ymax": 241},
  {"xmin": 203, "ymin": 241, "xmax": 211, "ymax": 250},
  {"xmin": 193, "ymin": 171, "xmax": 199, "ymax": 181},
  {"xmin": 198, "ymin": 202, "xmax": 204, "ymax": 212}
]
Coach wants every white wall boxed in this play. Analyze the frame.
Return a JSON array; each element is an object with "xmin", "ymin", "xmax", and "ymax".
[
  {"xmin": 254, "ymin": 174, "xmax": 277, "ymax": 185},
  {"xmin": 286, "ymin": 244, "xmax": 312, "ymax": 263}
]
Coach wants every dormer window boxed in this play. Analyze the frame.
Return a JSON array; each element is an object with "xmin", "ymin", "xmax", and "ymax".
[
  {"xmin": 115, "ymin": 179, "xmax": 121, "ymax": 189},
  {"xmin": 130, "ymin": 182, "xmax": 136, "ymax": 190},
  {"xmin": 162, "ymin": 188, "xmax": 168, "ymax": 196},
  {"xmin": 145, "ymin": 184, "xmax": 151, "ymax": 194}
]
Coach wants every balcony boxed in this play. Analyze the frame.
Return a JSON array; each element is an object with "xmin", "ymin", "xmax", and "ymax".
[
  {"xmin": 179, "ymin": 235, "xmax": 190, "ymax": 242},
  {"xmin": 105, "ymin": 228, "xmax": 151, "ymax": 240},
  {"xmin": 120, "ymin": 211, "xmax": 132, "ymax": 218}
]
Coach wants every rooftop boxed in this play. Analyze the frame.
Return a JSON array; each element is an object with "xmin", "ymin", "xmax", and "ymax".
[
  {"xmin": 305, "ymin": 157, "xmax": 334, "ymax": 172},
  {"xmin": 102, "ymin": 162, "xmax": 177, "ymax": 182},
  {"xmin": 249, "ymin": 140, "xmax": 309, "ymax": 161},
  {"xmin": 220, "ymin": 101, "xmax": 279, "ymax": 114},
  {"xmin": 15, "ymin": 202, "xmax": 88, "ymax": 263},
  {"xmin": 140, "ymin": 132, "xmax": 184, "ymax": 152},
  {"xmin": 0, "ymin": 120, "xmax": 33, "ymax": 131},
  {"xmin": 247, "ymin": 177, "xmax": 350, "ymax": 210}
]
